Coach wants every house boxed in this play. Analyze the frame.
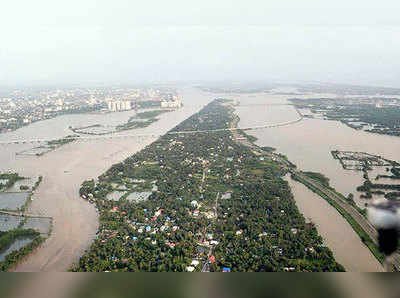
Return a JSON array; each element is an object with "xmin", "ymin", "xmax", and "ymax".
[
  {"xmin": 209, "ymin": 255, "xmax": 216, "ymax": 263},
  {"xmin": 191, "ymin": 260, "xmax": 200, "ymax": 266},
  {"xmin": 205, "ymin": 211, "xmax": 215, "ymax": 219},
  {"xmin": 221, "ymin": 192, "xmax": 232, "ymax": 200},
  {"xmin": 210, "ymin": 240, "xmax": 219, "ymax": 246},
  {"xmin": 284, "ymin": 267, "xmax": 295, "ymax": 272},
  {"xmin": 191, "ymin": 200, "xmax": 198, "ymax": 207},
  {"xmin": 305, "ymin": 247, "xmax": 315, "ymax": 253},
  {"xmin": 146, "ymin": 226, "xmax": 151, "ymax": 232},
  {"xmin": 222, "ymin": 267, "xmax": 231, "ymax": 272},
  {"xmin": 291, "ymin": 228, "xmax": 298, "ymax": 235},
  {"xmin": 235, "ymin": 230, "xmax": 243, "ymax": 236},
  {"xmin": 186, "ymin": 266, "xmax": 195, "ymax": 272}
]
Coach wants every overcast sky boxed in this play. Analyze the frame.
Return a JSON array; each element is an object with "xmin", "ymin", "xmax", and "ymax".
[{"xmin": 1, "ymin": 0, "xmax": 400, "ymax": 87}]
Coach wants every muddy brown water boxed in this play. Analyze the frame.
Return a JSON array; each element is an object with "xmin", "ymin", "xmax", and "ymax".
[{"xmin": 0, "ymin": 87, "xmax": 212, "ymax": 271}]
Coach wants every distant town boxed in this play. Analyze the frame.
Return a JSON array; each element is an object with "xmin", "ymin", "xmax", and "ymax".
[{"xmin": 0, "ymin": 87, "xmax": 182, "ymax": 133}]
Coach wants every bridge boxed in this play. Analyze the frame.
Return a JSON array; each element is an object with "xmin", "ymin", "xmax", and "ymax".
[
  {"xmin": 237, "ymin": 103, "xmax": 293, "ymax": 107},
  {"xmin": 0, "ymin": 115, "xmax": 303, "ymax": 146}
]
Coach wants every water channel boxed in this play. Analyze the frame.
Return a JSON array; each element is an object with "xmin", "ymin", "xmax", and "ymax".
[{"xmin": 0, "ymin": 87, "xmax": 211, "ymax": 271}]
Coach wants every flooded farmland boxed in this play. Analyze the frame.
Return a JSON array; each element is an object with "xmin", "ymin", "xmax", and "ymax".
[
  {"xmin": 0, "ymin": 237, "xmax": 35, "ymax": 262},
  {"xmin": 0, "ymin": 193, "xmax": 29, "ymax": 210},
  {"xmin": 230, "ymin": 91, "xmax": 400, "ymax": 271},
  {"xmin": 0, "ymin": 87, "xmax": 212, "ymax": 271},
  {"xmin": 0, "ymin": 214, "xmax": 23, "ymax": 232}
]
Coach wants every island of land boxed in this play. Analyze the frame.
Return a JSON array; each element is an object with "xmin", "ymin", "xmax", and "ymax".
[{"xmin": 74, "ymin": 99, "xmax": 344, "ymax": 272}]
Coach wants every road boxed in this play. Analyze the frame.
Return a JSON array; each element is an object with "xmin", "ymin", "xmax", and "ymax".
[
  {"xmin": 0, "ymin": 114, "xmax": 303, "ymax": 145},
  {"xmin": 201, "ymin": 192, "xmax": 219, "ymax": 272},
  {"xmin": 231, "ymin": 119, "xmax": 400, "ymax": 271}
]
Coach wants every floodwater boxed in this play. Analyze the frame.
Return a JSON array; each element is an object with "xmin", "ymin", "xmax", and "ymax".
[
  {"xmin": 229, "ymin": 92, "xmax": 400, "ymax": 271},
  {"xmin": 0, "ymin": 214, "xmax": 23, "ymax": 231},
  {"xmin": 0, "ymin": 192, "xmax": 29, "ymax": 210},
  {"xmin": 233, "ymin": 93, "xmax": 400, "ymax": 208},
  {"xmin": 284, "ymin": 176, "xmax": 383, "ymax": 272},
  {"xmin": 0, "ymin": 87, "xmax": 212, "ymax": 271},
  {"xmin": 0, "ymin": 237, "xmax": 34, "ymax": 262},
  {"xmin": 125, "ymin": 192, "xmax": 152, "ymax": 202},
  {"xmin": 6, "ymin": 177, "xmax": 38, "ymax": 192},
  {"xmin": 23, "ymin": 217, "xmax": 52, "ymax": 235}
]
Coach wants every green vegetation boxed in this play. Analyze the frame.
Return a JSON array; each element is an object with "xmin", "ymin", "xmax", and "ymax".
[
  {"xmin": 290, "ymin": 98, "xmax": 400, "ymax": 137},
  {"xmin": 237, "ymin": 129, "xmax": 258, "ymax": 143},
  {"xmin": 24, "ymin": 176, "xmax": 43, "ymax": 211},
  {"xmin": 0, "ymin": 229, "xmax": 39, "ymax": 251},
  {"xmin": 137, "ymin": 100, "xmax": 162, "ymax": 109},
  {"xmin": 73, "ymin": 99, "xmax": 343, "ymax": 272},
  {"xmin": 0, "ymin": 173, "xmax": 25, "ymax": 191},
  {"xmin": 261, "ymin": 146, "xmax": 276, "ymax": 152},
  {"xmin": 134, "ymin": 110, "xmax": 170, "ymax": 119},
  {"xmin": 116, "ymin": 118, "xmax": 158, "ymax": 131},
  {"xmin": 302, "ymin": 172, "xmax": 330, "ymax": 187},
  {"xmin": 47, "ymin": 136, "xmax": 77, "ymax": 148},
  {"xmin": 291, "ymin": 174, "xmax": 384, "ymax": 263},
  {"xmin": 0, "ymin": 229, "xmax": 45, "ymax": 271}
]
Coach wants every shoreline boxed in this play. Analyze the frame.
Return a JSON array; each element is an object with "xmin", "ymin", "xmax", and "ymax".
[
  {"xmin": 230, "ymin": 98, "xmax": 384, "ymax": 271},
  {"xmin": 9, "ymin": 88, "xmax": 211, "ymax": 271}
]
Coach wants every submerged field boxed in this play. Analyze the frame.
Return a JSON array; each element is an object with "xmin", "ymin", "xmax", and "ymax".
[{"xmin": 74, "ymin": 99, "xmax": 343, "ymax": 272}]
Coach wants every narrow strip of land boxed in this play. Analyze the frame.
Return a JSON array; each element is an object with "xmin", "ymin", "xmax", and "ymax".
[{"xmin": 231, "ymin": 126, "xmax": 399, "ymax": 271}]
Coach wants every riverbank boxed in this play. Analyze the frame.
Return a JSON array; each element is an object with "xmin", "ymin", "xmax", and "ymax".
[
  {"xmin": 73, "ymin": 99, "xmax": 343, "ymax": 272},
  {"xmin": 9, "ymin": 88, "xmax": 212, "ymax": 271},
  {"xmin": 228, "ymin": 92, "xmax": 385, "ymax": 271},
  {"xmin": 284, "ymin": 176, "xmax": 384, "ymax": 271}
]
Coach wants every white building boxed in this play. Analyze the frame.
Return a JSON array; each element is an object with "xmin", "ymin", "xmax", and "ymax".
[
  {"xmin": 107, "ymin": 100, "xmax": 132, "ymax": 112},
  {"xmin": 161, "ymin": 99, "xmax": 182, "ymax": 108}
]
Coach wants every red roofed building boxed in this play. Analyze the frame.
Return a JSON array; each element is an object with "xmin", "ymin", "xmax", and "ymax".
[{"xmin": 209, "ymin": 255, "xmax": 215, "ymax": 263}]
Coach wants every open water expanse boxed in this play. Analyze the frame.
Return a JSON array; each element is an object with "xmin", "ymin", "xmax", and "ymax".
[
  {"xmin": 0, "ymin": 87, "xmax": 395, "ymax": 271},
  {"xmin": 0, "ymin": 193, "xmax": 29, "ymax": 210},
  {"xmin": 0, "ymin": 87, "xmax": 212, "ymax": 271},
  {"xmin": 229, "ymin": 91, "xmax": 399, "ymax": 271}
]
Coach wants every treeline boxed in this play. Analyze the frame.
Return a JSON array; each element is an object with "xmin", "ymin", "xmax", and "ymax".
[
  {"xmin": 0, "ymin": 228, "xmax": 44, "ymax": 271},
  {"xmin": 0, "ymin": 173, "xmax": 25, "ymax": 191},
  {"xmin": 73, "ymin": 99, "xmax": 343, "ymax": 272}
]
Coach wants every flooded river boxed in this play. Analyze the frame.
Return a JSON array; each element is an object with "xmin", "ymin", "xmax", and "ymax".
[
  {"xmin": 284, "ymin": 176, "xmax": 383, "ymax": 271},
  {"xmin": 234, "ymin": 93, "xmax": 400, "ymax": 208},
  {"xmin": 1, "ymin": 87, "xmax": 395, "ymax": 271},
  {"xmin": 0, "ymin": 87, "xmax": 211, "ymax": 271},
  {"xmin": 229, "ymin": 92, "xmax": 398, "ymax": 271}
]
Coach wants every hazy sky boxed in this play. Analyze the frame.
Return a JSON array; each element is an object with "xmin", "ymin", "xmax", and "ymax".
[{"xmin": 1, "ymin": 0, "xmax": 400, "ymax": 87}]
